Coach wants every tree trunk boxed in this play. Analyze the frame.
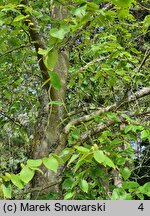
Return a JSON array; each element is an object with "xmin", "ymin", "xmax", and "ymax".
[
  {"xmin": 31, "ymin": 51, "xmax": 68, "ymax": 199},
  {"xmin": 22, "ymin": 2, "xmax": 69, "ymax": 199}
]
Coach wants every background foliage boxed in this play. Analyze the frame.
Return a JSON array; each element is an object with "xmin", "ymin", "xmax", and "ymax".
[{"xmin": 0, "ymin": 0, "xmax": 150, "ymax": 199}]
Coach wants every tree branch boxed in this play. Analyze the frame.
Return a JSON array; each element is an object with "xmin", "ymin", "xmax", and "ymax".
[
  {"xmin": 23, "ymin": 181, "xmax": 61, "ymax": 195},
  {"xmin": 66, "ymin": 106, "xmax": 102, "ymax": 118},
  {"xmin": 78, "ymin": 119, "xmax": 116, "ymax": 144},
  {"xmin": 75, "ymin": 56, "xmax": 108, "ymax": 75},
  {"xmin": 0, "ymin": 43, "xmax": 33, "ymax": 58},
  {"xmin": 21, "ymin": 0, "xmax": 49, "ymax": 90},
  {"xmin": 74, "ymin": 110, "xmax": 149, "ymax": 145},
  {"xmin": 64, "ymin": 87, "xmax": 150, "ymax": 134},
  {"xmin": 136, "ymin": 48, "xmax": 150, "ymax": 72},
  {"xmin": 137, "ymin": 2, "xmax": 150, "ymax": 11},
  {"xmin": 0, "ymin": 112, "xmax": 24, "ymax": 127}
]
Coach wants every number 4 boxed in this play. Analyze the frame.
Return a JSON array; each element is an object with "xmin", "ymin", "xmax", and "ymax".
[{"xmin": 138, "ymin": 203, "xmax": 144, "ymax": 211}]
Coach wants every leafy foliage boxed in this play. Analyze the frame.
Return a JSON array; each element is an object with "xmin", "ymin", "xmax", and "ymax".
[{"xmin": 0, "ymin": 0, "xmax": 150, "ymax": 199}]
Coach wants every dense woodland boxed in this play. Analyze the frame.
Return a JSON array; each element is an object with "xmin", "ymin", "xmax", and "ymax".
[{"xmin": 0, "ymin": 0, "xmax": 150, "ymax": 200}]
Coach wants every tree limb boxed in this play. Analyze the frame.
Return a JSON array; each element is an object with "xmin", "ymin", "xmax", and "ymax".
[
  {"xmin": 74, "ymin": 110, "xmax": 149, "ymax": 145},
  {"xmin": 66, "ymin": 106, "xmax": 103, "ymax": 118},
  {"xmin": 64, "ymin": 87, "xmax": 150, "ymax": 134},
  {"xmin": 78, "ymin": 119, "xmax": 116, "ymax": 144},
  {"xmin": 23, "ymin": 181, "xmax": 61, "ymax": 196},
  {"xmin": 21, "ymin": 0, "xmax": 49, "ymax": 90}
]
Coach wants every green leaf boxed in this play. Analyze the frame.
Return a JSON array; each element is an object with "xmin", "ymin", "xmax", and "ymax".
[
  {"xmin": 20, "ymin": 167, "xmax": 35, "ymax": 183},
  {"xmin": 94, "ymin": 150, "xmax": 105, "ymax": 164},
  {"xmin": 10, "ymin": 174, "xmax": 24, "ymax": 189},
  {"xmin": 122, "ymin": 181, "xmax": 139, "ymax": 190},
  {"xmin": 74, "ymin": 158, "xmax": 85, "ymax": 173},
  {"xmin": 1, "ymin": 182, "xmax": 12, "ymax": 198},
  {"xmin": 48, "ymin": 101, "xmax": 64, "ymax": 105},
  {"xmin": 103, "ymin": 156, "xmax": 116, "ymax": 169},
  {"xmin": 50, "ymin": 25, "xmax": 70, "ymax": 40},
  {"xmin": 87, "ymin": 2, "xmax": 99, "ymax": 10},
  {"xmin": 72, "ymin": 4, "xmax": 87, "ymax": 18},
  {"xmin": 80, "ymin": 179, "xmax": 88, "ymax": 193},
  {"xmin": 106, "ymin": 112, "xmax": 120, "ymax": 122},
  {"xmin": 141, "ymin": 129, "xmax": 150, "ymax": 140},
  {"xmin": 1, "ymin": 4, "xmax": 17, "ymax": 12},
  {"xmin": 143, "ymin": 15, "xmax": 150, "ymax": 31},
  {"xmin": 75, "ymin": 146, "xmax": 89, "ymax": 153},
  {"xmin": 62, "ymin": 178, "xmax": 74, "ymax": 190},
  {"xmin": 112, "ymin": 0, "xmax": 133, "ymax": 8},
  {"xmin": 44, "ymin": 49, "xmax": 58, "ymax": 71},
  {"xmin": 50, "ymin": 153, "xmax": 64, "ymax": 165},
  {"xmin": 124, "ymin": 124, "xmax": 134, "ymax": 133},
  {"xmin": 59, "ymin": 148, "xmax": 74, "ymax": 162},
  {"xmin": 115, "ymin": 157, "xmax": 126, "ymax": 165},
  {"xmin": 27, "ymin": 159, "xmax": 42, "ymax": 167},
  {"xmin": 112, "ymin": 188, "xmax": 132, "ymax": 200},
  {"xmin": 138, "ymin": 183, "xmax": 150, "ymax": 197},
  {"xmin": 0, "ymin": 20, "xmax": 3, "ymax": 26},
  {"xmin": 64, "ymin": 191, "xmax": 74, "ymax": 200},
  {"xmin": 121, "ymin": 167, "xmax": 131, "ymax": 180},
  {"xmin": 13, "ymin": 14, "xmax": 28, "ymax": 22},
  {"xmin": 136, "ymin": 193, "xmax": 144, "ymax": 200},
  {"xmin": 43, "ymin": 156, "xmax": 58, "ymax": 173},
  {"xmin": 49, "ymin": 71, "xmax": 62, "ymax": 90},
  {"xmin": 110, "ymin": 139, "xmax": 122, "ymax": 146},
  {"xmin": 2, "ymin": 173, "xmax": 11, "ymax": 181},
  {"xmin": 93, "ymin": 0, "xmax": 103, "ymax": 3},
  {"xmin": 71, "ymin": 128, "xmax": 80, "ymax": 140},
  {"xmin": 38, "ymin": 48, "xmax": 50, "ymax": 56},
  {"xmin": 67, "ymin": 154, "xmax": 79, "ymax": 166},
  {"xmin": 118, "ymin": 9, "xmax": 130, "ymax": 19}
]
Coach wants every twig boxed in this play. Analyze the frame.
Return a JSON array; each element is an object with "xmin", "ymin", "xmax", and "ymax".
[
  {"xmin": 0, "ymin": 44, "xmax": 33, "ymax": 58},
  {"xmin": 137, "ymin": 2, "xmax": 150, "ymax": 11},
  {"xmin": 103, "ymin": 3, "xmax": 113, "ymax": 11},
  {"xmin": 75, "ymin": 56, "xmax": 108, "ymax": 75},
  {"xmin": 136, "ymin": 48, "xmax": 150, "ymax": 72},
  {"xmin": 23, "ymin": 181, "xmax": 61, "ymax": 195},
  {"xmin": 0, "ymin": 112, "xmax": 23, "ymax": 127},
  {"xmin": 66, "ymin": 106, "xmax": 102, "ymax": 118}
]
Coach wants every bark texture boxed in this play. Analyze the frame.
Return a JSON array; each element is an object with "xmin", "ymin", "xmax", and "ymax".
[
  {"xmin": 32, "ymin": 51, "xmax": 68, "ymax": 199},
  {"xmin": 21, "ymin": 0, "xmax": 69, "ymax": 198}
]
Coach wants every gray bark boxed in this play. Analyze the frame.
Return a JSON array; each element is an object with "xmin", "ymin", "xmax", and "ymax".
[{"xmin": 21, "ymin": 0, "xmax": 69, "ymax": 199}]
